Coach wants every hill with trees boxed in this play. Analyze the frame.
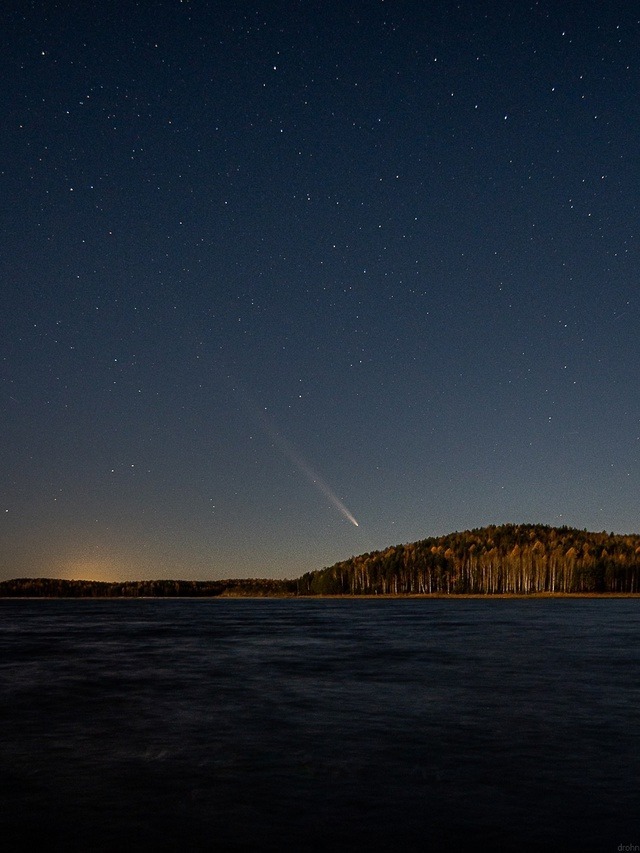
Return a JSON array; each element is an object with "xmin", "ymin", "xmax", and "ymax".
[
  {"xmin": 2, "ymin": 525, "xmax": 640, "ymax": 597},
  {"xmin": 294, "ymin": 524, "xmax": 640, "ymax": 595}
]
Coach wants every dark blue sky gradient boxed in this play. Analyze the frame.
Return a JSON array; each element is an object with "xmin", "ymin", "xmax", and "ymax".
[{"xmin": 2, "ymin": 1, "xmax": 639, "ymax": 580}]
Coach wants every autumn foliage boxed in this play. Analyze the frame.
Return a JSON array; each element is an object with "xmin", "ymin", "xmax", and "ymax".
[
  {"xmin": 295, "ymin": 524, "xmax": 640, "ymax": 595},
  {"xmin": 2, "ymin": 525, "xmax": 640, "ymax": 597}
]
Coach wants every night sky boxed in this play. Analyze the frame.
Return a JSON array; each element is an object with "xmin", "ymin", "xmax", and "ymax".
[{"xmin": 2, "ymin": 1, "xmax": 639, "ymax": 582}]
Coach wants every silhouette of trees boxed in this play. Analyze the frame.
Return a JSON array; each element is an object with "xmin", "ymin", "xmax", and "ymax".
[
  {"xmin": 2, "ymin": 525, "xmax": 640, "ymax": 597},
  {"xmin": 0, "ymin": 577, "xmax": 296, "ymax": 597}
]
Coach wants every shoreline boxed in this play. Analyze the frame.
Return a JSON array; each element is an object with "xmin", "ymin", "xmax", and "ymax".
[{"xmin": 1, "ymin": 592, "xmax": 639, "ymax": 600}]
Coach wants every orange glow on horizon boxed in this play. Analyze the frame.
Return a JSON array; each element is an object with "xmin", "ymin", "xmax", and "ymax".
[{"xmin": 58, "ymin": 559, "xmax": 120, "ymax": 583}]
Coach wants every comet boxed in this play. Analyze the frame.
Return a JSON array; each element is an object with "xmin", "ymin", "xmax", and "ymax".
[
  {"xmin": 265, "ymin": 423, "xmax": 360, "ymax": 528},
  {"xmin": 223, "ymin": 371, "xmax": 360, "ymax": 528}
]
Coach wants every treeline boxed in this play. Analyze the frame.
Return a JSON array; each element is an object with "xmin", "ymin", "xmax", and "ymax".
[
  {"xmin": 3, "ymin": 525, "xmax": 640, "ymax": 597},
  {"xmin": 295, "ymin": 524, "xmax": 640, "ymax": 595},
  {"xmin": 0, "ymin": 577, "xmax": 296, "ymax": 598}
]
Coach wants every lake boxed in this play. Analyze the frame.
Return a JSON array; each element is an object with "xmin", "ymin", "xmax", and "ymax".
[{"xmin": 0, "ymin": 598, "xmax": 638, "ymax": 851}]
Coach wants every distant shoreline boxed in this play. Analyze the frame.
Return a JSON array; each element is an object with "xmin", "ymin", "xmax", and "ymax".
[{"xmin": 2, "ymin": 592, "xmax": 639, "ymax": 600}]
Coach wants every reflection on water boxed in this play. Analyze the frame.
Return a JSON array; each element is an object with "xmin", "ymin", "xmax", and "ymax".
[{"xmin": 0, "ymin": 599, "xmax": 639, "ymax": 851}]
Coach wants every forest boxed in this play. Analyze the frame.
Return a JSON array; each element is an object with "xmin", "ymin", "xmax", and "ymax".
[
  {"xmin": 0, "ymin": 577, "xmax": 295, "ymax": 598},
  {"xmin": 295, "ymin": 524, "xmax": 640, "ymax": 595},
  {"xmin": 2, "ymin": 525, "xmax": 640, "ymax": 597}
]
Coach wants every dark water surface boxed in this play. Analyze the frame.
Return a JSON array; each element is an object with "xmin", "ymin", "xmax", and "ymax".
[{"xmin": 1, "ymin": 599, "xmax": 639, "ymax": 852}]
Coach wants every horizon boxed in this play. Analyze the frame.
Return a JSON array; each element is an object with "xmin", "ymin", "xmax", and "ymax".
[{"xmin": 4, "ymin": 521, "xmax": 640, "ymax": 585}]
